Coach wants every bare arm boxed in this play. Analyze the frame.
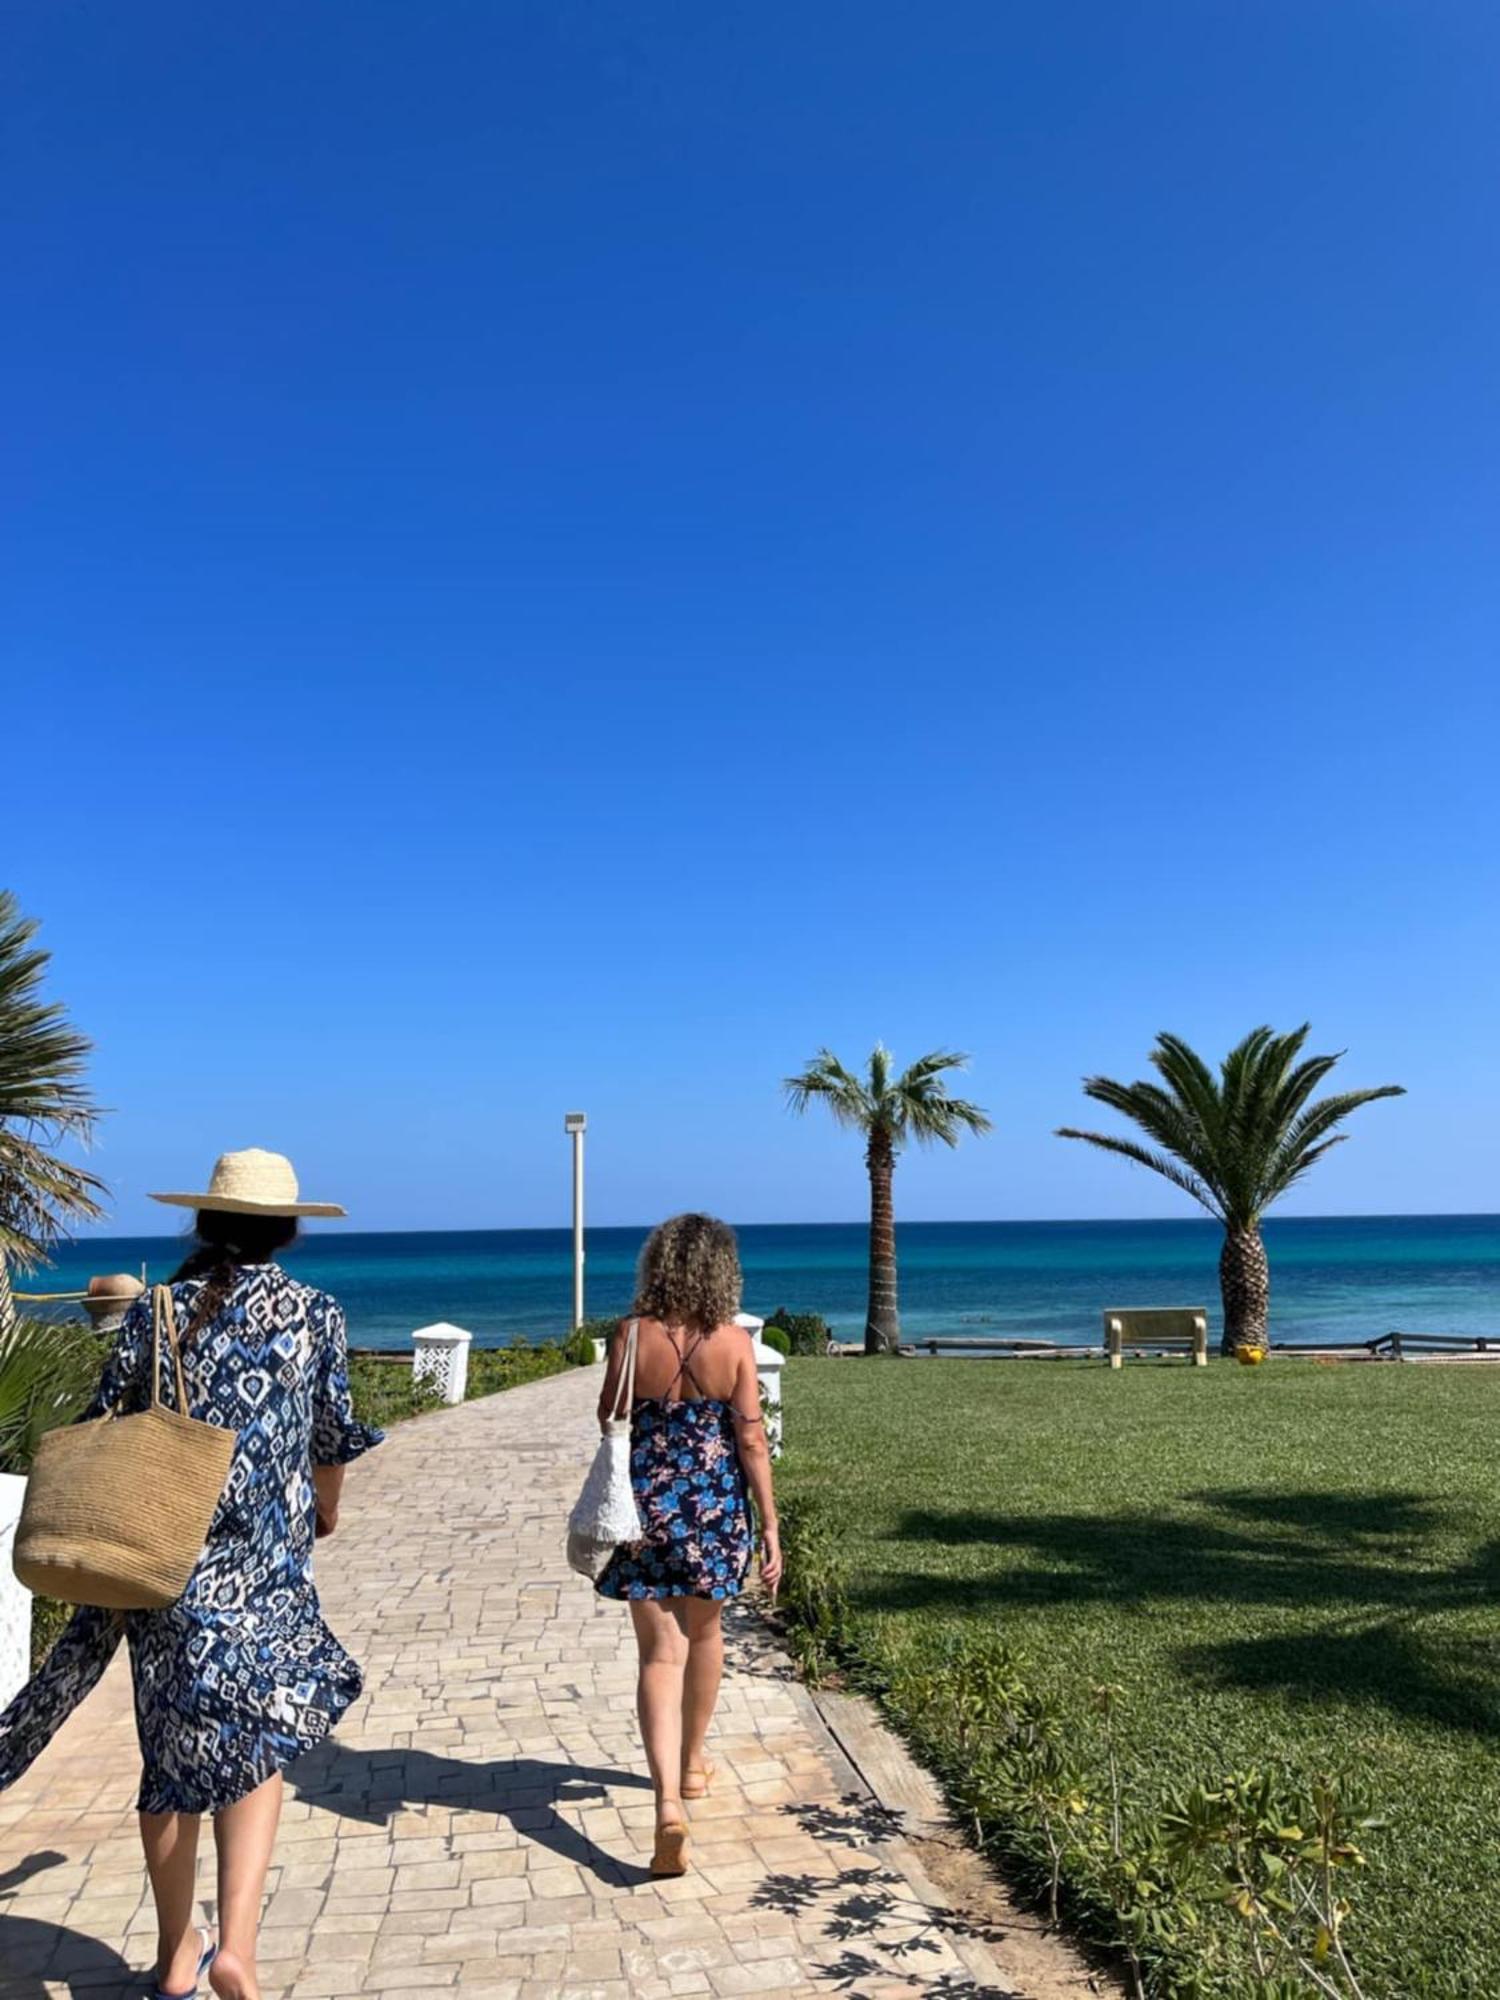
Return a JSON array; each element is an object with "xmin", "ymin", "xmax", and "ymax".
[
  {"xmin": 597, "ymin": 1319, "xmax": 630, "ymax": 1431},
  {"xmin": 314, "ymin": 1463, "xmax": 345, "ymax": 1538},
  {"xmin": 730, "ymin": 1337, "xmax": 781, "ymax": 1595}
]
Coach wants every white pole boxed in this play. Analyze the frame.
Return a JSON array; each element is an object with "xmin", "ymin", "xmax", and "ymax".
[{"xmin": 566, "ymin": 1112, "xmax": 587, "ymax": 1329}]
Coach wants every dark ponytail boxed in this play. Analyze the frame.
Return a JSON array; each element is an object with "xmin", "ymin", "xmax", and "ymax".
[{"xmin": 170, "ymin": 1210, "xmax": 299, "ymax": 1336}]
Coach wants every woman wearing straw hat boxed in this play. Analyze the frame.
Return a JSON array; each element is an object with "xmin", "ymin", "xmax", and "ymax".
[{"xmin": 0, "ymin": 1149, "xmax": 381, "ymax": 2000}]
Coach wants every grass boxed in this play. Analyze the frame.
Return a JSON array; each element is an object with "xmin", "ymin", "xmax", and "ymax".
[{"xmin": 779, "ymin": 1355, "xmax": 1500, "ymax": 1998}]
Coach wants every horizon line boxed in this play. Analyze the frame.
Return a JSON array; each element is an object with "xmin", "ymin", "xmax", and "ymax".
[{"xmin": 64, "ymin": 1208, "xmax": 1500, "ymax": 1244}]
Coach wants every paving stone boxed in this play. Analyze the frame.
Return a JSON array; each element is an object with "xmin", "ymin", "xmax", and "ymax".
[{"xmin": 0, "ymin": 1368, "xmax": 1018, "ymax": 1997}]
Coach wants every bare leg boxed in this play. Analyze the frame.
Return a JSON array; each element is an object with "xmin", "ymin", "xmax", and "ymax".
[
  {"xmin": 208, "ymin": 1771, "xmax": 283, "ymax": 2000},
  {"xmin": 139, "ymin": 1810, "xmax": 204, "ymax": 1993},
  {"xmin": 680, "ymin": 1599, "xmax": 724, "ymax": 1787},
  {"xmin": 629, "ymin": 1600, "xmax": 690, "ymax": 1824}
]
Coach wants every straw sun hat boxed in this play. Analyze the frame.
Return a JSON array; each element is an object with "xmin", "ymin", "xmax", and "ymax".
[{"xmin": 150, "ymin": 1148, "xmax": 346, "ymax": 1218}]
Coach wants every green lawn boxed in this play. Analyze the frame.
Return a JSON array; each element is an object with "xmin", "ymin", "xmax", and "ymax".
[{"xmin": 780, "ymin": 1356, "xmax": 1500, "ymax": 1998}]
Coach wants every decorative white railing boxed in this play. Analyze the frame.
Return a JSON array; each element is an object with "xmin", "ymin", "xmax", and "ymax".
[
  {"xmin": 411, "ymin": 1323, "xmax": 473, "ymax": 1405},
  {"xmin": 0, "ymin": 1474, "xmax": 29, "ymax": 1706}
]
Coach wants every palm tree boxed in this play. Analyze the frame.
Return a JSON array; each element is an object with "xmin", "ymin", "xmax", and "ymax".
[
  {"xmin": 1057, "ymin": 1026, "xmax": 1403, "ymax": 1354},
  {"xmin": 0, "ymin": 891, "xmax": 106, "ymax": 1335},
  {"xmin": 785, "ymin": 1045, "xmax": 991, "ymax": 1354}
]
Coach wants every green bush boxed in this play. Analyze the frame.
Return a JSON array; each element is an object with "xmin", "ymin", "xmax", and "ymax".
[
  {"xmin": 760, "ymin": 1325, "xmax": 792, "ymax": 1358},
  {"xmin": 562, "ymin": 1323, "xmax": 601, "ymax": 1367},
  {"xmin": 764, "ymin": 1307, "xmax": 833, "ymax": 1356}
]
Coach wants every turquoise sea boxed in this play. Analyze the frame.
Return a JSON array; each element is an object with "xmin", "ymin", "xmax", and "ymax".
[{"xmin": 35, "ymin": 1215, "xmax": 1500, "ymax": 1351}]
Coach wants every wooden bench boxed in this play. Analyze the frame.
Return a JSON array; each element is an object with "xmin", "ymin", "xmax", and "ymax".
[{"xmin": 1104, "ymin": 1307, "xmax": 1208, "ymax": 1369}]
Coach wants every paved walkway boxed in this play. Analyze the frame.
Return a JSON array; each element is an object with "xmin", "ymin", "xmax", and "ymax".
[{"xmin": 0, "ymin": 1368, "xmax": 1021, "ymax": 1999}]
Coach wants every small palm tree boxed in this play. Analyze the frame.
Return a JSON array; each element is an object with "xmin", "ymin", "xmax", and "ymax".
[
  {"xmin": 0, "ymin": 891, "xmax": 106, "ymax": 1335},
  {"xmin": 1057, "ymin": 1026, "xmax": 1403, "ymax": 1354},
  {"xmin": 785, "ymin": 1045, "xmax": 991, "ymax": 1354}
]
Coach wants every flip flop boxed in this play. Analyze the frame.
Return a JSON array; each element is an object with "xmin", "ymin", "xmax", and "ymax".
[{"xmin": 150, "ymin": 1929, "xmax": 216, "ymax": 2000}]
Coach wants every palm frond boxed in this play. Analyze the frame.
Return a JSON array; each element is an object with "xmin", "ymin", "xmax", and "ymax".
[
  {"xmin": 784, "ymin": 1049, "xmax": 875, "ymax": 1130},
  {"xmin": 1064, "ymin": 1027, "xmax": 1402, "ymax": 1225},
  {"xmin": 0, "ymin": 892, "xmax": 107, "ymax": 1265},
  {"xmin": 1055, "ymin": 1127, "xmax": 1221, "ymax": 1218}
]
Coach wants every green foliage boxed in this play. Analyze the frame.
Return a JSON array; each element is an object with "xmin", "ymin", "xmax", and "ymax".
[
  {"xmin": 0, "ymin": 1315, "xmax": 103, "ymax": 1475},
  {"xmin": 0, "ymin": 891, "xmax": 107, "ymax": 1289},
  {"xmin": 30, "ymin": 1594, "xmax": 72, "ymax": 1673},
  {"xmin": 348, "ymin": 1336, "xmax": 573, "ymax": 1430},
  {"xmin": 760, "ymin": 1324, "xmax": 792, "ymax": 1357},
  {"xmin": 561, "ymin": 1324, "xmax": 598, "ymax": 1368},
  {"xmin": 1056, "ymin": 1026, "xmax": 1403, "ymax": 1229},
  {"xmin": 347, "ymin": 1354, "xmax": 445, "ymax": 1429},
  {"xmin": 773, "ymin": 1491, "xmax": 851, "ymax": 1686},
  {"xmin": 764, "ymin": 1308, "xmax": 832, "ymax": 1356},
  {"xmin": 781, "ymin": 1493, "xmax": 1380, "ymax": 1998},
  {"xmin": 779, "ymin": 1357, "xmax": 1498, "ymax": 1995}
]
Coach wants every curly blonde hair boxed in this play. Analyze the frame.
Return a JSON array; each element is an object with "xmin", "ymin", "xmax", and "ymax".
[{"xmin": 633, "ymin": 1213, "xmax": 742, "ymax": 1331}]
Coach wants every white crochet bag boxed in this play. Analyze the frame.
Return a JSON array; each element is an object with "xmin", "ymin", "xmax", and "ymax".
[{"xmin": 566, "ymin": 1318, "xmax": 643, "ymax": 1579}]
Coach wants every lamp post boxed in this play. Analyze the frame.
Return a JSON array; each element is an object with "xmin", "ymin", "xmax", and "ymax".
[{"xmin": 565, "ymin": 1112, "xmax": 587, "ymax": 1328}]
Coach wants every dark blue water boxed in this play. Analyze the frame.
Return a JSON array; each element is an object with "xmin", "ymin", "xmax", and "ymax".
[{"xmin": 30, "ymin": 1216, "xmax": 1500, "ymax": 1350}]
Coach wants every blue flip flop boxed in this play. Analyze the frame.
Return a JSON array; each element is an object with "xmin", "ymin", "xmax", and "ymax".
[{"xmin": 150, "ymin": 1929, "xmax": 216, "ymax": 2000}]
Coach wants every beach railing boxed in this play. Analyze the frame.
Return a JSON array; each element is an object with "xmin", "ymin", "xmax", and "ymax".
[{"xmin": 1369, "ymin": 1330, "xmax": 1500, "ymax": 1361}]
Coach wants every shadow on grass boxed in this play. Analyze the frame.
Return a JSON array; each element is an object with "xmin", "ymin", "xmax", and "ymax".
[
  {"xmin": 863, "ymin": 1492, "xmax": 1500, "ymax": 1735},
  {"xmin": 0, "ymin": 1851, "xmax": 140, "ymax": 1998},
  {"xmin": 289, "ymin": 1742, "xmax": 655, "ymax": 1885}
]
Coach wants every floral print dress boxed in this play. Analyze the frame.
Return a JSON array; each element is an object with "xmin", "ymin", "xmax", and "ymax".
[
  {"xmin": 0, "ymin": 1263, "xmax": 382, "ymax": 1813},
  {"xmin": 595, "ymin": 1335, "xmax": 753, "ymax": 1602}
]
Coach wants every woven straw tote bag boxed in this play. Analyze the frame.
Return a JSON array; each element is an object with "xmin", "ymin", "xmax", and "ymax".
[
  {"xmin": 566, "ymin": 1317, "xmax": 643, "ymax": 1579},
  {"xmin": 13, "ymin": 1285, "xmax": 238, "ymax": 1611}
]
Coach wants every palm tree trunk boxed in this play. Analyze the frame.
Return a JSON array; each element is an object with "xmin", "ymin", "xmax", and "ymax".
[
  {"xmin": 1219, "ymin": 1223, "xmax": 1269, "ymax": 1354},
  {"xmin": 0, "ymin": 1255, "xmax": 14, "ymax": 1339},
  {"xmin": 865, "ymin": 1127, "xmax": 900, "ymax": 1355}
]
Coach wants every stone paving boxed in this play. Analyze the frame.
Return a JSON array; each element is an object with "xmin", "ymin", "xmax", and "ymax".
[{"xmin": 0, "ymin": 1367, "xmax": 1021, "ymax": 1999}]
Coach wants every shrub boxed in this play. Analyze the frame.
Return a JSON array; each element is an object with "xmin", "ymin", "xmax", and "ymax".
[
  {"xmin": 760, "ymin": 1325, "xmax": 792, "ymax": 1358},
  {"xmin": 764, "ymin": 1307, "xmax": 833, "ymax": 1356},
  {"xmin": 775, "ymin": 1492, "xmax": 852, "ymax": 1685},
  {"xmin": 562, "ymin": 1324, "xmax": 598, "ymax": 1367}
]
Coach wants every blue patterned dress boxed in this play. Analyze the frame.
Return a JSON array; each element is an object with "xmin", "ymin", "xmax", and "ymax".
[
  {"xmin": 0, "ymin": 1263, "xmax": 382, "ymax": 1813},
  {"xmin": 595, "ymin": 1339, "xmax": 754, "ymax": 1602}
]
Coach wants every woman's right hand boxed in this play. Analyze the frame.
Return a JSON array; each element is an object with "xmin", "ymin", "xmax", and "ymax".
[{"xmin": 759, "ymin": 1521, "xmax": 782, "ymax": 1599}]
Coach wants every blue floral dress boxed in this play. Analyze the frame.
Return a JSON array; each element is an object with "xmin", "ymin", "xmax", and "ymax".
[
  {"xmin": 595, "ymin": 1340, "xmax": 754, "ymax": 1601},
  {"xmin": 0, "ymin": 1263, "xmax": 382, "ymax": 1813}
]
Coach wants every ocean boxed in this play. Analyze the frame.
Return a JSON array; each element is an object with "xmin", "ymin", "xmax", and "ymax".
[{"xmin": 32, "ymin": 1215, "xmax": 1500, "ymax": 1352}]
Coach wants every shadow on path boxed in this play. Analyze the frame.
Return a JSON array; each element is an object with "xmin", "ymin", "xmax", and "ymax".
[
  {"xmin": 751, "ymin": 1792, "xmax": 1024, "ymax": 2000},
  {"xmin": 0, "ymin": 1852, "xmax": 140, "ymax": 1999},
  {"xmin": 289, "ymin": 1742, "xmax": 655, "ymax": 1885}
]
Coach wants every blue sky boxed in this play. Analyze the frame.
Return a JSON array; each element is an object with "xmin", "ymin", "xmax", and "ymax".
[{"xmin": 7, "ymin": 3, "xmax": 1497, "ymax": 1234}]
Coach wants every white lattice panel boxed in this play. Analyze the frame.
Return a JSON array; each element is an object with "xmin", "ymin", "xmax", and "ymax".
[{"xmin": 0, "ymin": 1474, "xmax": 30, "ymax": 1706}]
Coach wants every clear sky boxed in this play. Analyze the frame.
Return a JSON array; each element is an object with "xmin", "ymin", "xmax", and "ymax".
[{"xmin": 7, "ymin": 3, "xmax": 1497, "ymax": 1235}]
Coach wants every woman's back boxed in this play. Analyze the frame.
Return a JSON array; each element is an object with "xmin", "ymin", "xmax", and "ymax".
[{"xmin": 625, "ymin": 1316, "xmax": 753, "ymax": 1408}]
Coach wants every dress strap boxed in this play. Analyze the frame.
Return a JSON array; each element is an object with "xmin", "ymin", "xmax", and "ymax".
[{"xmin": 666, "ymin": 1330, "xmax": 709, "ymax": 1403}]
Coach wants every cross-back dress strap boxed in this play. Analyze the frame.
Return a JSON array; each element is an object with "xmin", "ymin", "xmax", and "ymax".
[{"xmin": 665, "ymin": 1329, "xmax": 710, "ymax": 1404}]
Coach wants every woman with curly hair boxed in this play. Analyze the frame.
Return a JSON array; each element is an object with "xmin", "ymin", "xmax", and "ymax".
[{"xmin": 595, "ymin": 1212, "xmax": 780, "ymax": 1876}]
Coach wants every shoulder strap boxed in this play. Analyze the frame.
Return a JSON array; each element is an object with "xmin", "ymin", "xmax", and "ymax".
[
  {"xmin": 609, "ymin": 1318, "xmax": 639, "ymax": 1423},
  {"xmin": 151, "ymin": 1285, "xmax": 191, "ymax": 1415}
]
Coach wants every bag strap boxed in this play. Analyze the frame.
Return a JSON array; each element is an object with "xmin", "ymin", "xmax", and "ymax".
[
  {"xmin": 609, "ymin": 1318, "xmax": 639, "ymax": 1423},
  {"xmin": 151, "ymin": 1284, "xmax": 191, "ymax": 1416}
]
